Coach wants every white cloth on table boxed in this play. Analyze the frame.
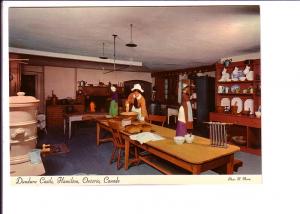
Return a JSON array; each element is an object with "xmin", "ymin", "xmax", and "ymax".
[{"xmin": 129, "ymin": 132, "xmax": 165, "ymax": 144}]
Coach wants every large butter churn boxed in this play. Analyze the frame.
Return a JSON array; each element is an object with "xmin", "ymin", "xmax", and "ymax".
[{"xmin": 9, "ymin": 92, "xmax": 40, "ymax": 164}]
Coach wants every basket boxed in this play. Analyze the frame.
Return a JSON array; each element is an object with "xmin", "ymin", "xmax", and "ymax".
[
  {"xmin": 232, "ymin": 136, "xmax": 246, "ymax": 146},
  {"xmin": 120, "ymin": 112, "xmax": 138, "ymax": 121}
]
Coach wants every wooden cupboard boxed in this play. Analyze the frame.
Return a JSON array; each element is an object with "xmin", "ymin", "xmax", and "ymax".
[{"xmin": 210, "ymin": 59, "xmax": 261, "ymax": 149}]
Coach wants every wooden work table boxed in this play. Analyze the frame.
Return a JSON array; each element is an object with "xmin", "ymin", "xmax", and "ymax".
[{"xmin": 96, "ymin": 119, "xmax": 240, "ymax": 175}]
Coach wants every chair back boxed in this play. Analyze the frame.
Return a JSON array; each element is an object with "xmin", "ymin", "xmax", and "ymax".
[
  {"xmin": 108, "ymin": 120, "xmax": 123, "ymax": 146},
  {"xmin": 148, "ymin": 114, "xmax": 167, "ymax": 126}
]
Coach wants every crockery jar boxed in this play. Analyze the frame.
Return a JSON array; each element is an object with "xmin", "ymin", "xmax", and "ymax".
[{"xmin": 9, "ymin": 92, "xmax": 40, "ymax": 164}]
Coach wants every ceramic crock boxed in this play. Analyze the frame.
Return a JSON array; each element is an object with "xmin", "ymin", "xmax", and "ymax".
[{"xmin": 9, "ymin": 92, "xmax": 40, "ymax": 164}]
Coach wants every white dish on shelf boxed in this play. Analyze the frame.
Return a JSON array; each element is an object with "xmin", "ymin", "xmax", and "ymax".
[
  {"xmin": 220, "ymin": 98, "xmax": 230, "ymax": 108},
  {"xmin": 246, "ymin": 70, "xmax": 254, "ymax": 81},
  {"xmin": 231, "ymin": 97, "xmax": 243, "ymax": 113},
  {"xmin": 244, "ymin": 99, "xmax": 254, "ymax": 114},
  {"xmin": 239, "ymin": 76, "xmax": 246, "ymax": 81}
]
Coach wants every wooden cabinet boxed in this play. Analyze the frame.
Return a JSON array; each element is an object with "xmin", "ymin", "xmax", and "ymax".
[
  {"xmin": 211, "ymin": 59, "xmax": 261, "ymax": 149},
  {"xmin": 46, "ymin": 104, "xmax": 84, "ymax": 129},
  {"xmin": 154, "ymin": 76, "xmax": 178, "ymax": 105}
]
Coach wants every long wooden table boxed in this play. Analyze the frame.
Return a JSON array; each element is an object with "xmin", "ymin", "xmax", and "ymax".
[
  {"xmin": 96, "ymin": 119, "xmax": 240, "ymax": 175},
  {"xmin": 123, "ymin": 125, "xmax": 240, "ymax": 174}
]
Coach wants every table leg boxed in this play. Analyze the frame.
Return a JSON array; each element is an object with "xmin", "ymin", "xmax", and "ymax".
[
  {"xmin": 226, "ymin": 154, "xmax": 234, "ymax": 174},
  {"xmin": 63, "ymin": 118, "xmax": 66, "ymax": 135},
  {"xmin": 69, "ymin": 118, "xmax": 72, "ymax": 139},
  {"xmin": 124, "ymin": 138, "xmax": 130, "ymax": 170},
  {"xmin": 192, "ymin": 165, "xmax": 201, "ymax": 175},
  {"xmin": 96, "ymin": 123, "xmax": 100, "ymax": 145}
]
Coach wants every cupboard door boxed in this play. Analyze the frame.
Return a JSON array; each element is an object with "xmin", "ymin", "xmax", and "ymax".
[
  {"xmin": 195, "ymin": 76, "xmax": 215, "ymax": 137},
  {"xmin": 167, "ymin": 76, "xmax": 178, "ymax": 105}
]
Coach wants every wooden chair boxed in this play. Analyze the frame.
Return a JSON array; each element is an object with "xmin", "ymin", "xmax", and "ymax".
[
  {"xmin": 108, "ymin": 120, "xmax": 138, "ymax": 169},
  {"xmin": 148, "ymin": 114, "xmax": 167, "ymax": 127}
]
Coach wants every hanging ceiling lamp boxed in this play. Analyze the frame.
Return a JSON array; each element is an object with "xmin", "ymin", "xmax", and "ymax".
[
  {"xmin": 99, "ymin": 42, "xmax": 108, "ymax": 59},
  {"xmin": 126, "ymin": 24, "xmax": 137, "ymax": 47},
  {"xmin": 104, "ymin": 34, "xmax": 117, "ymax": 74}
]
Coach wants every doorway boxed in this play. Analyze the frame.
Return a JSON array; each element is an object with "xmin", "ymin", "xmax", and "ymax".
[
  {"xmin": 21, "ymin": 69, "xmax": 45, "ymax": 113},
  {"xmin": 21, "ymin": 74, "xmax": 36, "ymax": 97}
]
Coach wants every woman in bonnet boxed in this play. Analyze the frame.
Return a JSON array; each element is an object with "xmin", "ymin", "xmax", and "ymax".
[{"xmin": 126, "ymin": 83, "xmax": 148, "ymax": 121}]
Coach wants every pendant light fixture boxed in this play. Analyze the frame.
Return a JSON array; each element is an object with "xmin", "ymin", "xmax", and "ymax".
[
  {"xmin": 126, "ymin": 24, "xmax": 137, "ymax": 47},
  {"xmin": 99, "ymin": 42, "xmax": 108, "ymax": 59},
  {"xmin": 112, "ymin": 34, "xmax": 117, "ymax": 71},
  {"xmin": 104, "ymin": 34, "xmax": 117, "ymax": 74}
]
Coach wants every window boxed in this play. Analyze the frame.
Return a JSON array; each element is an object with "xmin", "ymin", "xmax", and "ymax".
[{"xmin": 164, "ymin": 79, "xmax": 168, "ymax": 101}]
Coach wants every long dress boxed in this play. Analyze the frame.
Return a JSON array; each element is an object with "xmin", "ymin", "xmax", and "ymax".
[
  {"xmin": 176, "ymin": 93, "xmax": 193, "ymax": 136},
  {"xmin": 109, "ymin": 92, "xmax": 118, "ymax": 117}
]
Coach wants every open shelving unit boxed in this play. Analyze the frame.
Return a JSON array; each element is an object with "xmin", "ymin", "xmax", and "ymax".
[{"xmin": 210, "ymin": 59, "xmax": 261, "ymax": 151}]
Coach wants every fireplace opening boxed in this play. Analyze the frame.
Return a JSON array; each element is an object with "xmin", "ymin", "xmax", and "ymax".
[{"xmin": 85, "ymin": 96, "xmax": 110, "ymax": 113}]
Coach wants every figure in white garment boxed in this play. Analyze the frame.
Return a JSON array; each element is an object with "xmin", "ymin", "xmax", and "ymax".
[{"xmin": 176, "ymin": 83, "xmax": 193, "ymax": 136}]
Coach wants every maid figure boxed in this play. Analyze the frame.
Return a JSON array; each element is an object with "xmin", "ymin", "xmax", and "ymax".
[
  {"xmin": 176, "ymin": 83, "xmax": 193, "ymax": 136},
  {"xmin": 109, "ymin": 85, "xmax": 118, "ymax": 117},
  {"xmin": 127, "ymin": 83, "xmax": 148, "ymax": 121}
]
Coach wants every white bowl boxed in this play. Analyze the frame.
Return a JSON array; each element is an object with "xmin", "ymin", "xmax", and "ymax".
[
  {"xmin": 239, "ymin": 76, "xmax": 246, "ymax": 81},
  {"xmin": 184, "ymin": 134, "xmax": 194, "ymax": 144},
  {"xmin": 255, "ymin": 111, "xmax": 261, "ymax": 118},
  {"xmin": 174, "ymin": 136, "xmax": 185, "ymax": 145}
]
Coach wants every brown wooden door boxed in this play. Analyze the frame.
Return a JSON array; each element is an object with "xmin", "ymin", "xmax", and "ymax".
[{"xmin": 167, "ymin": 76, "xmax": 178, "ymax": 105}]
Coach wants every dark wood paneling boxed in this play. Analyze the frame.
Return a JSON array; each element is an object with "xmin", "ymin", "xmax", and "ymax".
[{"xmin": 154, "ymin": 77, "xmax": 165, "ymax": 103}]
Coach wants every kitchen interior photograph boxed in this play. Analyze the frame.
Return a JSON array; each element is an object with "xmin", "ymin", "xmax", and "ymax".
[{"xmin": 7, "ymin": 5, "xmax": 261, "ymax": 177}]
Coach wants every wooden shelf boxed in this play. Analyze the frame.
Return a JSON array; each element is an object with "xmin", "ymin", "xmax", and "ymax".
[
  {"xmin": 218, "ymin": 93, "xmax": 255, "ymax": 96},
  {"xmin": 218, "ymin": 80, "xmax": 254, "ymax": 84},
  {"xmin": 214, "ymin": 59, "xmax": 261, "ymax": 151}
]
